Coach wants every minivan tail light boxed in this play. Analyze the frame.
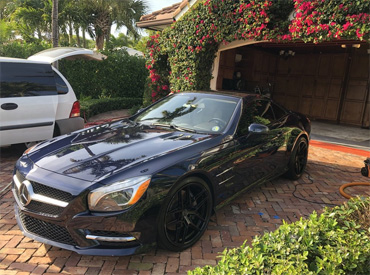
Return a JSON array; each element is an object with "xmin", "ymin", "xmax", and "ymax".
[{"xmin": 70, "ymin": 101, "xmax": 81, "ymax": 118}]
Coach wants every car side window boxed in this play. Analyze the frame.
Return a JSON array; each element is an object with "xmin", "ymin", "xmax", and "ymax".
[
  {"xmin": 237, "ymin": 99, "xmax": 275, "ymax": 136},
  {"xmin": 256, "ymin": 100, "xmax": 275, "ymax": 122},
  {"xmin": 54, "ymin": 72, "xmax": 69, "ymax": 94},
  {"xmin": 271, "ymin": 103, "xmax": 286, "ymax": 120},
  {"xmin": 0, "ymin": 62, "xmax": 57, "ymax": 98}
]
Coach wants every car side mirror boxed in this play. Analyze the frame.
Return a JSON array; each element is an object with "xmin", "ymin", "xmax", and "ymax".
[{"xmin": 248, "ymin": 123, "xmax": 269, "ymax": 133}]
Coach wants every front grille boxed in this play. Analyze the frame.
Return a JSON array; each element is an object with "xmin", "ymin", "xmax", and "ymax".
[
  {"xmin": 16, "ymin": 170, "xmax": 73, "ymax": 202},
  {"xmin": 27, "ymin": 201, "xmax": 64, "ymax": 216},
  {"xmin": 31, "ymin": 181, "xmax": 74, "ymax": 202},
  {"xmin": 14, "ymin": 170, "xmax": 74, "ymax": 216},
  {"xmin": 19, "ymin": 211, "xmax": 77, "ymax": 246}
]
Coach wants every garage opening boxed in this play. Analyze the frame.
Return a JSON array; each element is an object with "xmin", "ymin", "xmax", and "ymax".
[{"xmin": 215, "ymin": 41, "xmax": 369, "ymax": 128}]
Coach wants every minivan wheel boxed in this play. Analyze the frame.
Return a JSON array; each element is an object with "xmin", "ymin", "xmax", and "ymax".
[{"xmin": 157, "ymin": 177, "xmax": 212, "ymax": 251}]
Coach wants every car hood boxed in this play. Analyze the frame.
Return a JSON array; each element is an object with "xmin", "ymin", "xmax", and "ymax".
[{"xmin": 27, "ymin": 120, "xmax": 213, "ymax": 182}]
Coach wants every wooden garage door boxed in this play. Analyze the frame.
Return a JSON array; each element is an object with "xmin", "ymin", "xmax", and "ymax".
[
  {"xmin": 340, "ymin": 49, "xmax": 369, "ymax": 126},
  {"xmin": 273, "ymin": 53, "xmax": 347, "ymax": 122}
]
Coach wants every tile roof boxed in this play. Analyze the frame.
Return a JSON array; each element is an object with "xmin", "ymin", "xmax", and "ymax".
[{"xmin": 137, "ymin": 0, "xmax": 189, "ymax": 30}]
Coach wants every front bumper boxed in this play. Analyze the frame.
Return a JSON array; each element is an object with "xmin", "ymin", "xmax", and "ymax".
[
  {"xmin": 12, "ymin": 172, "xmax": 159, "ymax": 256},
  {"xmin": 14, "ymin": 204, "xmax": 153, "ymax": 256}
]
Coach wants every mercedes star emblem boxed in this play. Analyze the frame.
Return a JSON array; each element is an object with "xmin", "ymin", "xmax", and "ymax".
[{"xmin": 19, "ymin": 181, "xmax": 32, "ymax": 206}]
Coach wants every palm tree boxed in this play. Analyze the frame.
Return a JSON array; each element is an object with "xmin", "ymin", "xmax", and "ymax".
[
  {"xmin": 114, "ymin": 0, "xmax": 146, "ymax": 40},
  {"xmin": 81, "ymin": 0, "xmax": 147, "ymax": 50},
  {"xmin": 52, "ymin": 0, "xmax": 58, "ymax": 47},
  {"xmin": 10, "ymin": 0, "xmax": 51, "ymax": 41}
]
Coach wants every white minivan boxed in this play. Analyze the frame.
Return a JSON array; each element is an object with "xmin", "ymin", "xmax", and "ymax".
[{"xmin": 0, "ymin": 47, "xmax": 102, "ymax": 147}]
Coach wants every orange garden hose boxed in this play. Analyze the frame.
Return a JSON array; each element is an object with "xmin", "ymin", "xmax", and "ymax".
[{"xmin": 339, "ymin": 182, "xmax": 370, "ymax": 199}]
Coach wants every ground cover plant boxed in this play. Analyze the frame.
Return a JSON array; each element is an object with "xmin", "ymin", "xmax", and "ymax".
[{"xmin": 189, "ymin": 197, "xmax": 370, "ymax": 274}]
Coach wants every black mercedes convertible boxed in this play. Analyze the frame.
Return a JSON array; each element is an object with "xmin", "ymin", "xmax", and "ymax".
[{"xmin": 12, "ymin": 91, "xmax": 310, "ymax": 255}]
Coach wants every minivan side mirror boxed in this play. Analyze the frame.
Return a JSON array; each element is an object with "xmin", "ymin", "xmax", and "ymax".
[{"xmin": 248, "ymin": 123, "xmax": 269, "ymax": 133}]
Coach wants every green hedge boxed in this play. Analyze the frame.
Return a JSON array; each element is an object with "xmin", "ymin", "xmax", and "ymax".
[
  {"xmin": 0, "ymin": 41, "xmax": 51, "ymax": 58},
  {"xmin": 80, "ymin": 97, "xmax": 142, "ymax": 120},
  {"xmin": 60, "ymin": 49, "xmax": 148, "ymax": 100},
  {"xmin": 190, "ymin": 197, "xmax": 370, "ymax": 275}
]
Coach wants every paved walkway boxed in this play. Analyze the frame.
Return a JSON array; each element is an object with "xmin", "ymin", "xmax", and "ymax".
[{"xmin": 0, "ymin": 134, "xmax": 369, "ymax": 274}]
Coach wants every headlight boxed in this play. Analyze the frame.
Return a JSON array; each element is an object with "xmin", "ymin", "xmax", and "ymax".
[{"xmin": 88, "ymin": 176, "xmax": 151, "ymax": 212}]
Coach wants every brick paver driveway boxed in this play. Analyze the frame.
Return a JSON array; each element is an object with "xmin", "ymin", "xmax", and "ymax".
[{"xmin": 0, "ymin": 144, "xmax": 369, "ymax": 274}]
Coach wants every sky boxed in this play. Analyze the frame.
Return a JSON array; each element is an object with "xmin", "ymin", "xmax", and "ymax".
[
  {"xmin": 114, "ymin": 0, "xmax": 180, "ymax": 36},
  {"xmin": 146, "ymin": 0, "xmax": 181, "ymax": 13}
]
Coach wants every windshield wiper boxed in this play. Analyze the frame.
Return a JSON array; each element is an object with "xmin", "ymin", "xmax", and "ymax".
[
  {"xmin": 171, "ymin": 124, "xmax": 198, "ymax": 133},
  {"xmin": 151, "ymin": 123, "xmax": 197, "ymax": 133},
  {"xmin": 151, "ymin": 123, "xmax": 170, "ymax": 128},
  {"xmin": 137, "ymin": 117, "xmax": 162, "ymax": 122}
]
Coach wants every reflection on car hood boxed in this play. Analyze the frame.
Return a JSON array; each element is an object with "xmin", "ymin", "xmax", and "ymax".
[{"xmin": 28, "ymin": 120, "xmax": 212, "ymax": 182}]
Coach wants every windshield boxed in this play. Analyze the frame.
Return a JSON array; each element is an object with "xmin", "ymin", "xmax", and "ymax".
[{"xmin": 134, "ymin": 93, "xmax": 240, "ymax": 134}]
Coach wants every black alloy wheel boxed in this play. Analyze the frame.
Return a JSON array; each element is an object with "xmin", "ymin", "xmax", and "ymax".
[
  {"xmin": 158, "ymin": 177, "xmax": 212, "ymax": 251},
  {"xmin": 294, "ymin": 138, "xmax": 308, "ymax": 175},
  {"xmin": 284, "ymin": 137, "xmax": 308, "ymax": 180}
]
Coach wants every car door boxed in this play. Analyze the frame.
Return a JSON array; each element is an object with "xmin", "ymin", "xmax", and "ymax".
[
  {"xmin": 0, "ymin": 61, "xmax": 58, "ymax": 146},
  {"xmin": 231, "ymin": 99, "xmax": 288, "ymax": 191}
]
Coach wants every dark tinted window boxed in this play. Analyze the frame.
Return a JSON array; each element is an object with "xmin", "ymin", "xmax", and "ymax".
[
  {"xmin": 237, "ymin": 99, "xmax": 275, "ymax": 135},
  {"xmin": 0, "ymin": 62, "xmax": 57, "ymax": 98},
  {"xmin": 54, "ymin": 72, "xmax": 69, "ymax": 94},
  {"xmin": 256, "ymin": 100, "xmax": 275, "ymax": 121},
  {"xmin": 271, "ymin": 103, "xmax": 286, "ymax": 120}
]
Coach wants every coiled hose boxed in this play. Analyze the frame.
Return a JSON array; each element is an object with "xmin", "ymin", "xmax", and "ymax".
[{"xmin": 339, "ymin": 182, "xmax": 370, "ymax": 199}]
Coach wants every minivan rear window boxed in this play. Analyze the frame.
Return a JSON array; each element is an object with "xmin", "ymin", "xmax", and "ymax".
[
  {"xmin": 0, "ymin": 62, "xmax": 57, "ymax": 98},
  {"xmin": 54, "ymin": 72, "xmax": 69, "ymax": 94}
]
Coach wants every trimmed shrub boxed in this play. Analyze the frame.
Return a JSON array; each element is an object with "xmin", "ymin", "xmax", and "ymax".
[
  {"xmin": 80, "ymin": 97, "xmax": 142, "ymax": 120},
  {"xmin": 60, "ymin": 49, "xmax": 148, "ymax": 100},
  {"xmin": 190, "ymin": 197, "xmax": 370, "ymax": 275}
]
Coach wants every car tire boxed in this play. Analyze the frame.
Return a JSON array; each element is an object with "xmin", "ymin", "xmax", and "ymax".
[
  {"xmin": 284, "ymin": 136, "xmax": 308, "ymax": 180},
  {"xmin": 157, "ymin": 177, "xmax": 213, "ymax": 251}
]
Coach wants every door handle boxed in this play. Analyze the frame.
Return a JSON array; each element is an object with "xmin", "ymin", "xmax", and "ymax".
[{"xmin": 1, "ymin": 103, "xmax": 18, "ymax": 110}]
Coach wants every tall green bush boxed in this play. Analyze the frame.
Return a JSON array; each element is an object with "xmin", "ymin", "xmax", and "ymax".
[
  {"xmin": 0, "ymin": 40, "xmax": 50, "ymax": 58},
  {"xmin": 59, "ymin": 48, "xmax": 148, "ymax": 100},
  {"xmin": 190, "ymin": 197, "xmax": 370, "ymax": 275}
]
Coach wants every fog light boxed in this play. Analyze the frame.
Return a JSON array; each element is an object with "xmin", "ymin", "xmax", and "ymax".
[{"xmin": 85, "ymin": 235, "xmax": 136, "ymax": 242}]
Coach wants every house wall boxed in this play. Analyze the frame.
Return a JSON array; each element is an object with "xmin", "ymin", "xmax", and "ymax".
[{"xmin": 214, "ymin": 44, "xmax": 369, "ymax": 127}]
